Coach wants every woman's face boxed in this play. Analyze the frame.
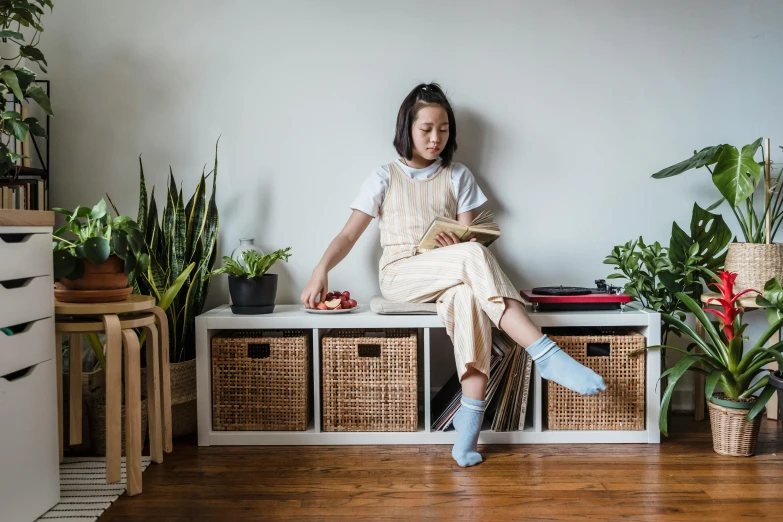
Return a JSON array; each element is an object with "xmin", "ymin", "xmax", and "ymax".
[{"xmin": 411, "ymin": 105, "xmax": 449, "ymax": 163}]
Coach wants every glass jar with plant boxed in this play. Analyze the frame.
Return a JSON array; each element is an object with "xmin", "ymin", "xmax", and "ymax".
[
  {"xmin": 651, "ymin": 138, "xmax": 782, "ymax": 292},
  {"xmin": 209, "ymin": 247, "xmax": 292, "ymax": 315},
  {"xmin": 649, "ymin": 271, "xmax": 783, "ymax": 456},
  {"xmin": 0, "ymin": 0, "xmax": 53, "ymax": 178},
  {"xmin": 52, "ymin": 198, "xmax": 149, "ymax": 301}
]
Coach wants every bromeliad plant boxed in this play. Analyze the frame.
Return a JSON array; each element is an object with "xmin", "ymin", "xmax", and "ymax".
[
  {"xmin": 209, "ymin": 248, "xmax": 292, "ymax": 279},
  {"xmin": 52, "ymin": 198, "xmax": 149, "ymax": 281},
  {"xmin": 653, "ymin": 270, "xmax": 783, "ymax": 436}
]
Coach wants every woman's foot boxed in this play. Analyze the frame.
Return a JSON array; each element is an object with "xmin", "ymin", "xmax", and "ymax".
[
  {"xmin": 526, "ymin": 334, "xmax": 606, "ymax": 395},
  {"xmin": 451, "ymin": 397, "xmax": 485, "ymax": 467}
]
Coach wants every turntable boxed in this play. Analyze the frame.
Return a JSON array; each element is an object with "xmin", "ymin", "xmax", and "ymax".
[{"xmin": 519, "ymin": 279, "xmax": 632, "ymax": 312}]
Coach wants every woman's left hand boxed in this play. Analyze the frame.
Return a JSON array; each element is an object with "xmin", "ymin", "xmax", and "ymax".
[{"xmin": 434, "ymin": 232, "xmax": 478, "ymax": 248}]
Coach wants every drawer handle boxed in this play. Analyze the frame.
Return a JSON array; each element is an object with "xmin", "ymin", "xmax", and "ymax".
[
  {"xmin": 1, "ymin": 319, "xmax": 40, "ymax": 336},
  {"xmin": 586, "ymin": 342, "xmax": 611, "ymax": 357},
  {"xmin": 248, "ymin": 343, "xmax": 270, "ymax": 359},
  {"xmin": 358, "ymin": 344, "xmax": 381, "ymax": 357},
  {"xmin": 0, "ymin": 277, "xmax": 32, "ymax": 290},
  {"xmin": 1, "ymin": 364, "xmax": 35, "ymax": 382},
  {"xmin": 0, "ymin": 233, "xmax": 33, "ymax": 244}
]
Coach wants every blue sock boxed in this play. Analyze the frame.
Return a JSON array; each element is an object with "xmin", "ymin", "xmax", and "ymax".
[
  {"xmin": 526, "ymin": 334, "xmax": 606, "ymax": 395},
  {"xmin": 452, "ymin": 396, "xmax": 485, "ymax": 467}
]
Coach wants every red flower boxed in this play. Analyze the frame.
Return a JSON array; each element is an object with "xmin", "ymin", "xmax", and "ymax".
[{"xmin": 704, "ymin": 271, "xmax": 759, "ymax": 341}]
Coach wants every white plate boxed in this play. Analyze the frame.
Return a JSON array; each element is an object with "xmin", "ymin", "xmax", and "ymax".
[{"xmin": 301, "ymin": 305, "xmax": 362, "ymax": 314}]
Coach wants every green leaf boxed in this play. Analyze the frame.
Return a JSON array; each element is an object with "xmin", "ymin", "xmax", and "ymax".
[
  {"xmin": 19, "ymin": 45, "xmax": 47, "ymax": 65},
  {"xmin": 712, "ymin": 139, "xmax": 763, "ymax": 208},
  {"xmin": 13, "ymin": 67, "xmax": 35, "ymax": 91},
  {"xmin": 137, "ymin": 155, "xmax": 147, "ymax": 238},
  {"xmin": 171, "ymin": 187, "xmax": 186, "ymax": 285},
  {"xmin": 658, "ymin": 354, "xmax": 704, "ymax": 436},
  {"xmin": 747, "ymin": 384, "xmax": 776, "ymax": 421},
  {"xmin": 112, "ymin": 229, "xmax": 127, "ymax": 258},
  {"xmin": 651, "ymin": 145, "xmax": 724, "ymax": 179},
  {"xmin": 25, "ymin": 83, "xmax": 52, "ymax": 115},
  {"xmin": 1, "ymin": 110, "xmax": 21, "ymax": 120},
  {"xmin": 4, "ymin": 117, "xmax": 28, "ymax": 142},
  {"xmin": 90, "ymin": 199, "xmax": 107, "ymax": 220},
  {"xmin": 185, "ymin": 171, "xmax": 206, "ymax": 263},
  {"xmin": 53, "ymin": 250, "xmax": 76, "ymax": 279},
  {"xmin": 123, "ymin": 251, "xmax": 137, "ymax": 275},
  {"xmin": 158, "ymin": 262, "xmax": 195, "ymax": 311},
  {"xmin": 0, "ymin": 69, "xmax": 23, "ymax": 100},
  {"xmin": 83, "ymin": 237, "xmax": 110, "ymax": 265},
  {"xmin": 23, "ymin": 117, "xmax": 45, "ymax": 137},
  {"xmin": 705, "ymin": 369, "xmax": 723, "ymax": 401},
  {"xmin": 0, "ymin": 30, "xmax": 24, "ymax": 40}
]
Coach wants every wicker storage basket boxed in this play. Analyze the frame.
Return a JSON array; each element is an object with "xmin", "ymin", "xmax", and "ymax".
[
  {"xmin": 724, "ymin": 242, "xmax": 783, "ymax": 293},
  {"xmin": 211, "ymin": 330, "xmax": 311, "ymax": 431},
  {"xmin": 169, "ymin": 359, "xmax": 197, "ymax": 437},
  {"xmin": 87, "ymin": 394, "xmax": 148, "ymax": 457},
  {"xmin": 321, "ymin": 329, "xmax": 417, "ymax": 432},
  {"xmin": 707, "ymin": 396, "xmax": 763, "ymax": 457},
  {"xmin": 546, "ymin": 328, "xmax": 646, "ymax": 430}
]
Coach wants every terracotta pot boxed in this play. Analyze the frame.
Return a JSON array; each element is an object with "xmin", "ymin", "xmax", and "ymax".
[{"xmin": 56, "ymin": 255, "xmax": 127, "ymax": 291}]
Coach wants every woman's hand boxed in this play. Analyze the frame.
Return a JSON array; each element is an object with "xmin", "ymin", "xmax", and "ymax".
[
  {"xmin": 300, "ymin": 269, "xmax": 328, "ymax": 309},
  {"xmin": 434, "ymin": 232, "xmax": 478, "ymax": 248}
]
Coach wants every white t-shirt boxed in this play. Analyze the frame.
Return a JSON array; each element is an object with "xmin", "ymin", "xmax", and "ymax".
[{"xmin": 349, "ymin": 158, "xmax": 487, "ymax": 218}]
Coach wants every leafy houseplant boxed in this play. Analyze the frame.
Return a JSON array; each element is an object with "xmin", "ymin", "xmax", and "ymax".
[
  {"xmin": 52, "ymin": 198, "xmax": 149, "ymax": 293},
  {"xmin": 0, "ymin": 0, "xmax": 53, "ymax": 178},
  {"xmin": 605, "ymin": 203, "xmax": 732, "ymax": 344},
  {"xmin": 209, "ymin": 248, "xmax": 292, "ymax": 315},
  {"xmin": 652, "ymin": 271, "xmax": 783, "ymax": 455}
]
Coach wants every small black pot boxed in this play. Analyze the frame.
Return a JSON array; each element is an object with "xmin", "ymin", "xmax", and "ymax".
[
  {"xmin": 228, "ymin": 274, "xmax": 277, "ymax": 314},
  {"xmin": 769, "ymin": 371, "xmax": 783, "ymax": 429}
]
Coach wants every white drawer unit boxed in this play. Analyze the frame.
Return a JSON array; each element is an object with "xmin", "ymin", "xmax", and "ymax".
[
  {"xmin": 0, "ymin": 231, "xmax": 53, "ymax": 281},
  {"xmin": 0, "ymin": 359, "xmax": 60, "ymax": 522},
  {"xmin": 0, "ymin": 213, "xmax": 59, "ymax": 521},
  {"xmin": 0, "ymin": 317, "xmax": 55, "ymax": 377}
]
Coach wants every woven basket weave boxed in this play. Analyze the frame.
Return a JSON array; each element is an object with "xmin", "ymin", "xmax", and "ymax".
[
  {"xmin": 707, "ymin": 397, "xmax": 763, "ymax": 457},
  {"xmin": 724, "ymin": 242, "xmax": 783, "ymax": 292},
  {"xmin": 211, "ymin": 330, "xmax": 311, "ymax": 431},
  {"xmin": 321, "ymin": 329, "xmax": 417, "ymax": 432},
  {"xmin": 546, "ymin": 328, "xmax": 646, "ymax": 430},
  {"xmin": 87, "ymin": 395, "xmax": 148, "ymax": 457},
  {"xmin": 169, "ymin": 359, "xmax": 197, "ymax": 437}
]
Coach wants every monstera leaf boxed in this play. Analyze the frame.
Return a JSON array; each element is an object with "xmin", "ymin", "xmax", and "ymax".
[
  {"xmin": 669, "ymin": 203, "xmax": 733, "ymax": 272},
  {"xmin": 711, "ymin": 138, "xmax": 764, "ymax": 208},
  {"xmin": 652, "ymin": 145, "xmax": 724, "ymax": 179}
]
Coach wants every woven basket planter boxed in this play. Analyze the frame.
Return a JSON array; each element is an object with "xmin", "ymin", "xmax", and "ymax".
[
  {"xmin": 724, "ymin": 242, "xmax": 783, "ymax": 293},
  {"xmin": 87, "ymin": 395, "xmax": 148, "ymax": 457},
  {"xmin": 546, "ymin": 328, "xmax": 646, "ymax": 430},
  {"xmin": 170, "ymin": 359, "xmax": 198, "ymax": 437},
  {"xmin": 211, "ymin": 330, "xmax": 311, "ymax": 431},
  {"xmin": 321, "ymin": 329, "xmax": 417, "ymax": 432},
  {"xmin": 707, "ymin": 394, "xmax": 763, "ymax": 457}
]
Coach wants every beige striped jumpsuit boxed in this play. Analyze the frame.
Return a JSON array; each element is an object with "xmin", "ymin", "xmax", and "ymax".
[{"xmin": 378, "ymin": 162, "xmax": 525, "ymax": 381}]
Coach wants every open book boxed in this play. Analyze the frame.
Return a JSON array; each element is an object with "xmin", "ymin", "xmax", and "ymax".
[{"xmin": 418, "ymin": 209, "xmax": 500, "ymax": 250}]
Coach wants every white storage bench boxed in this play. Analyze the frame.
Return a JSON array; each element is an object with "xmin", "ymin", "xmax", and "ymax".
[{"xmin": 196, "ymin": 302, "xmax": 661, "ymax": 446}]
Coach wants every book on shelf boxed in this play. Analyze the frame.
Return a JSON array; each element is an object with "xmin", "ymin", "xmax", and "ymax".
[
  {"xmin": 430, "ymin": 331, "xmax": 533, "ymax": 432},
  {"xmin": 0, "ymin": 176, "xmax": 48, "ymax": 210},
  {"xmin": 418, "ymin": 208, "xmax": 500, "ymax": 250}
]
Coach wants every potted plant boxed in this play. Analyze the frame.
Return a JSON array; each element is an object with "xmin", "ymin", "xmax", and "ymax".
[
  {"xmin": 209, "ymin": 247, "xmax": 292, "ymax": 314},
  {"xmin": 110, "ymin": 139, "xmax": 220, "ymax": 438},
  {"xmin": 651, "ymin": 138, "xmax": 782, "ymax": 293},
  {"xmin": 52, "ymin": 198, "xmax": 149, "ymax": 302},
  {"xmin": 605, "ymin": 203, "xmax": 732, "ymax": 390},
  {"xmin": 651, "ymin": 270, "xmax": 783, "ymax": 456},
  {"xmin": 0, "ymin": 0, "xmax": 53, "ymax": 178}
]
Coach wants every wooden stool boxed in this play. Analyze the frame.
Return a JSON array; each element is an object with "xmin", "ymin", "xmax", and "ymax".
[{"xmin": 54, "ymin": 296, "xmax": 172, "ymax": 497}]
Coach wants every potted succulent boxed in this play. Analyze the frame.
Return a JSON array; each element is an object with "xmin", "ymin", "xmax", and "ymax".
[
  {"xmin": 651, "ymin": 270, "xmax": 783, "ymax": 456},
  {"xmin": 52, "ymin": 198, "xmax": 149, "ymax": 302},
  {"xmin": 651, "ymin": 138, "xmax": 782, "ymax": 293},
  {"xmin": 209, "ymin": 247, "xmax": 292, "ymax": 314},
  {"xmin": 0, "ymin": 0, "xmax": 53, "ymax": 178}
]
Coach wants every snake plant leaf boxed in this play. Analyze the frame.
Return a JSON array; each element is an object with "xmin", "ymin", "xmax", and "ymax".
[
  {"xmin": 158, "ymin": 262, "xmax": 195, "ymax": 311},
  {"xmin": 651, "ymin": 144, "xmax": 725, "ymax": 179},
  {"xmin": 83, "ymin": 237, "xmax": 110, "ymax": 265},
  {"xmin": 171, "ymin": 187, "xmax": 186, "ymax": 285},
  {"xmin": 712, "ymin": 139, "xmax": 763, "ymax": 208},
  {"xmin": 137, "ymin": 155, "xmax": 147, "ymax": 237},
  {"xmin": 186, "ymin": 171, "xmax": 206, "ymax": 263}
]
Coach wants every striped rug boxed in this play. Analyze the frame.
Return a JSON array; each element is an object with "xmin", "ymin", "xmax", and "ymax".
[{"xmin": 37, "ymin": 457, "xmax": 151, "ymax": 522}]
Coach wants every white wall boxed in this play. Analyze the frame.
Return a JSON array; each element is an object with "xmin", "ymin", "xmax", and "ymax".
[{"xmin": 41, "ymin": 0, "xmax": 783, "ymax": 408}]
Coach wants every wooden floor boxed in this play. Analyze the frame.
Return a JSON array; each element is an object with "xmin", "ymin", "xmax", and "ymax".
[{"xmin": 101, "ymin": 413, "xmax": 783, "ymax": 521}]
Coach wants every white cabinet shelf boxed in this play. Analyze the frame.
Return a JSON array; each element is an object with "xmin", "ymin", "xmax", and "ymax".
[{"xmin": 196, "ymin": 304, "xmax": 661, "ymax": 446}]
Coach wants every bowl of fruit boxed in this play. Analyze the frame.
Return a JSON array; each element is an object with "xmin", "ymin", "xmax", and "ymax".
[{"xmin": 303, "ymin": 290, "xmax": 360, "ymax": 313}]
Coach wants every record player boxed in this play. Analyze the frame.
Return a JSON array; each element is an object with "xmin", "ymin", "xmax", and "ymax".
[{"xmin": 519, "ymin": 279, "xmax": 632, "ymax": 312}]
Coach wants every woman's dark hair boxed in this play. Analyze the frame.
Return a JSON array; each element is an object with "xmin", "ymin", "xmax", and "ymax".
[{"xmin": 393, "ymin": 82, "xmax": 457, "ymax": 167}]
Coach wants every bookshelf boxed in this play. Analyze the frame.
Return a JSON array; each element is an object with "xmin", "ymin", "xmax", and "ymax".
[
  {"xmin": 195, "ymin": 304, "xmax": 661, "ymax": 446},
  {"xmin": 0, "ymin": 80, "xmax": 51, "ymax": 211}
]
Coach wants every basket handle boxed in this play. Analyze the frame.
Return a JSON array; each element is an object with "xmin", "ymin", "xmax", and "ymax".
[
  {"xmin": 357, "ymin": 344, "xmax": 381, "ymax": 357},
  {"xmin": 248, "ymin": 343, "xmax": 271, "ymax": 359},
  {"xmin": 586, "ymin": 342, "xmax": 611, "ymax": 357}
]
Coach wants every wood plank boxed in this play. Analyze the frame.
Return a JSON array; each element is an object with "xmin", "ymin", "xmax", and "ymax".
[
  {"xmin": 68, "ymin": 333, "xmax": 82, "ymax": 444},
  {"xmin": 99, "ymin": 413, "xmax": 783, "ymax": 520},
  {"xmin": 122, "ymin": 329, "xmax": 142, "ymax": 496},
  {"xmin": 0, "ymin": 209, "xmax": 54, "ymax": 227}
]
